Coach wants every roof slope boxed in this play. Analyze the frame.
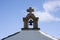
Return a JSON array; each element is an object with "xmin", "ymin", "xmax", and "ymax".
[{"xmin": 2, "ymin": 30, "xmax": 58, "ymax": 40}]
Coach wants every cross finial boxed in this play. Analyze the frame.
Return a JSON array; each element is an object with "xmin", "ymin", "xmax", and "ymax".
[{"xmin": 27, "ymin": 7, "xmax": 34, "ymax": 13}]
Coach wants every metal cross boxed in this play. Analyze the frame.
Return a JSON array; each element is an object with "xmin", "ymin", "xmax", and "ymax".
[
  {"xmin": 27, "ymin": 7, "xmax": 34, "ymax": 13},
  {"xmin": 29, "ymin": 19, "xmax": 33, "ymax": 25}
]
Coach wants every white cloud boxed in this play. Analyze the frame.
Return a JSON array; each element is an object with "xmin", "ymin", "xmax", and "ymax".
[
  {"xmin": 35, "ymin": 11, "xmax": 60, "ymax": 22},
  {"xmin": 35, "ymin": 1, "xmax": 60, "ymax": 22},
  {"xmin": 43, "ymin": 1, "xmax": 60, "ymax": 12}
]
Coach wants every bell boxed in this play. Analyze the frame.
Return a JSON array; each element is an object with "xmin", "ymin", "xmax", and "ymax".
[{"xmin": 29, "ymin": 20, "xmax": 33, "ymax": 25}]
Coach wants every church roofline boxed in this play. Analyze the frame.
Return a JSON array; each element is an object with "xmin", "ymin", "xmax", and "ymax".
[
  {"xmin": 40, "ymin": 31, "xmax": 59, "ymax": 40},
  {"xmin": 1, "ymin": 31, "xmax": 59, "ymax": 40},
  {"xmin": 1, "ymin": 31, "xmax": 20, "ymax": 40}
]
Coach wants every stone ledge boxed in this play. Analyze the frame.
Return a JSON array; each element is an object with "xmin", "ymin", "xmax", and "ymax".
[{"xmin": 21, "ymin": 28, "xmax": 40, "ymax": 30}]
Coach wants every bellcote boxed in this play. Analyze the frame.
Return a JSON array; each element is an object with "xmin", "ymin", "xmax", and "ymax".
[{"xmin": 21, "ymin": 7, "xmax": 40, "ymax": 30}]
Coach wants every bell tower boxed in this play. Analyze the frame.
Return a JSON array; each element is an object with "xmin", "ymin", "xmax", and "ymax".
[{"xmin": 21, "ymin": 7, "xmax": 40, "ymax": 30}]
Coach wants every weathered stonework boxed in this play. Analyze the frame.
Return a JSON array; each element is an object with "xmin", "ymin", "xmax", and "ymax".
[{"xmin": 21, "ymin": 7, "xmax": 40, "ymax": 30}]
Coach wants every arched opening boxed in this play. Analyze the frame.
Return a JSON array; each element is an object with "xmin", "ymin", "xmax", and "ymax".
[{"xmin": 28, "ymin": 18, "xmax": 33, "ymax": 28}]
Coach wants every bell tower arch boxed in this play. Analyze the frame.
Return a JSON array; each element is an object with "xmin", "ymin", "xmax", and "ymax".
[{"xmin": 21, "ymin": 7, "xmax": 40, "ymax": 30}]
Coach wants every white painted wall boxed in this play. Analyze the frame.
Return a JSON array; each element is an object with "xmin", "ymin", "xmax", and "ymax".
[{"xmin": 4, "ymin": 30, "xmax": 58, "ymax": 40}]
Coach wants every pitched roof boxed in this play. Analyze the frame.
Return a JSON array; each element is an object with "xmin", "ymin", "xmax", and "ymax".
[
  {"xmin": 1, "ymin": 30, "xmax": 58, "ymax": 40},
  {"xmin": 2, "ymin": 32, "xmax": 20, "ymax": 40}
]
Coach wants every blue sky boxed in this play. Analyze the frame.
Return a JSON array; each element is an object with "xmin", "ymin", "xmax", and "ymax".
[{"xmin": 0, "ymin": 0, "xmax": 60, "ymax": 39}]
